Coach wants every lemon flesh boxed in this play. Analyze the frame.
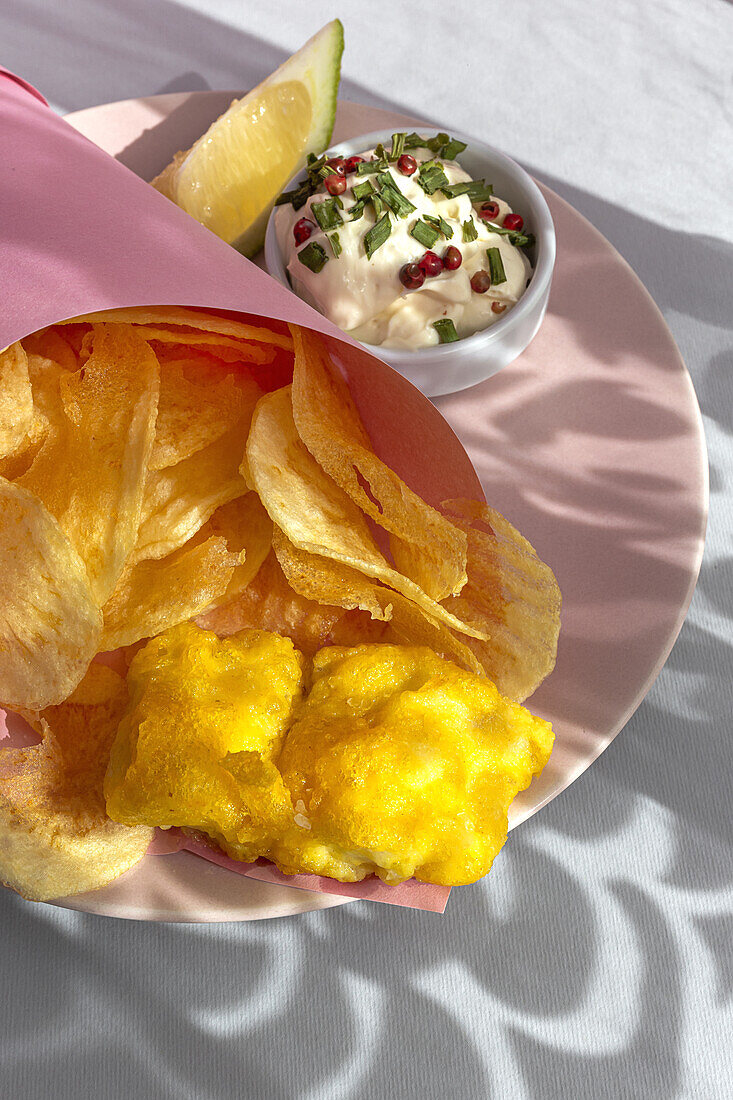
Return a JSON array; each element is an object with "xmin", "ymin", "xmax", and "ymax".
[{"xmin": 152, "ymin": 19, "xmax": 343, "ymax": 257}]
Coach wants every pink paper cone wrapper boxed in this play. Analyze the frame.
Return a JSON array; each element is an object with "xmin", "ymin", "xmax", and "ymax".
[{"xmin": 0, "ymin": 71, "xmax": 482, "ymax": 912}]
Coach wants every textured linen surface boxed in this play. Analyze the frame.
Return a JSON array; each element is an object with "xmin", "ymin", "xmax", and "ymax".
[{"xmin": 0, "ymin": 1, "xmax": 731, "ymax": 1097}]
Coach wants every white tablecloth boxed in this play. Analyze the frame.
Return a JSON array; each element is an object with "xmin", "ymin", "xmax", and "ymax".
[{"xmin": 1, "ymin": 2, "xmax": 731, "ymax": 1096}]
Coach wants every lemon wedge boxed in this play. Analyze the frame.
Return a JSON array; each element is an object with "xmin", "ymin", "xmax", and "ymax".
[{"xmin": 152, "ymin": 19, "xmax": 344, "ymax": 256}]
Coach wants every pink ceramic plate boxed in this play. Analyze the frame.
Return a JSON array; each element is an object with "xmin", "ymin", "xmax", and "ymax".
[{"xmin": 56, "ymin": 94, "xmax": 706, "ymax": 922}]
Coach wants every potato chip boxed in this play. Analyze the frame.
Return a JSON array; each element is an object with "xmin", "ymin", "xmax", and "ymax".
[
  {"xmin": 21, "ymin": 329, "xmax": 78, "ymax": 373},
  {"xmin": 199, "ymin": 493, "xmax": 273, "ymax": 610},
  {"xmin": 18, "ymin": 324, "xmax": 160, "ymax": 605},
  {"xmin": 272, "ymin": 526, "xmax": 392, "ymax": 622},
  {"xmin": 246, "ymin": 387, "xmax": 487, "ymax": 639},
  {"xmin": 0, "ymin": 478, "xmax": 102, "ymax": 709},
  {"xmin": 198, "ymin": 552, "xmax": 349, "ymax": 655},
  {"xmin": 380, "ymin": 592, "xmax": 485, "ymax": 678},
  {"xmin": 290, "ymin": 326, "xmax": 467, "ymax": 601},
  {"xmin": 0, "ymin": 343, "xmax": 34, "ymax": 461},
  {"xmin": 0, "ymin": 351, "xmax": 70, "ymax": 482},
  {"xmin": 271, "ymin": 528, "xmax": 486, "ymax": 676},
  {"xmin": 0, "ymin": 664, "xmax": 152, "ymax": 900},
  {"xmin": 0, "ymin": 438, "xmax": 41, "ymax": 484},
  {"xmin": 439, "ymin": 500, "xmax": 561, "ymax": 702},
  {"xmin": 59, "ymin": 306, "xmax": 293, "ymax": 351},
  {"xmin": 150, "ymin": 358, "xmax": 261, "ymax": 470},
  {"xmin": 118, "ymin": 327, "xmax": 276, "ymax": 365},
  {"xmin": 134, "ymin": 415, "xmax": 252, "ymax": 563},
  {"xmin": 101, "ymin": 535, "xmax": 237, "ymax": 650}
]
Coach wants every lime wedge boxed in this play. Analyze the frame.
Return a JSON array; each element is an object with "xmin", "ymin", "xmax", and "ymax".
[{"xmin": 152, "ymin": 19, "xmax": 344, "ymax": 257}]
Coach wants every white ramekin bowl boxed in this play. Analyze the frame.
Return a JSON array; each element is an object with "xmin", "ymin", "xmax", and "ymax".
[{"xmin": 265, "ymin": 127, "xmax": 555, "ymax": 397}]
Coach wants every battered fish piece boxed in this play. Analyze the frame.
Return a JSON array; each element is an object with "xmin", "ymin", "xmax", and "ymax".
[
  {"xmin": 271, "ymin": 645, "xmax": 554, "ymax": 885},
  {"xmin": 104, "ymin": 622, "xmax": 304, "ymax": 860}
]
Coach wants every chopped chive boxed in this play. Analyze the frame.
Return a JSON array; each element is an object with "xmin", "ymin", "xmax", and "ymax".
[
  {"xmin": 486, "ymin": 247, "xmax": 507, "ymax": 285},
  {"xmin": 441, "ymin": 138, "xmax": 467, "ymax": 160},
  {"xmin": 438, "ymin": 181, "xmax": 472, "ymax": 198},
  {"xmin": 306, "ymin": 152, "xmax": 318, "ymax": 165},
  {"xmin": 461, "ymin": 218, "xmax": 479, "ymax": 243},
  {"xmin": 333, "ymin": 194, "xmax": 345, "ymax": 210},
  {"xmin": 374, "ymin": 142, "xmax": 388, "ymax": 161},
  {"xmin": 378, "ymin": 185, "xmax": 416, "ymax": 217},
  {"xmin": 465, "ymin": 182, "xmax": 494, "ymax": 203},
  {"xmin": 403, "ymin": 132, "xmax": 426, "ymax": 149},
  {"xmin": 389, "ymin": 132, "xmax": 406, "ymax": 160},
  {"xmin": 440, "ymin": 179, "xmax": 494, "ymax": 202},
  {"xmin": 352, "ymin": 180, "xmax": 375, "ymax": 201},
  {"xmin": 348, "ymin": 198, "xmax": 368, "ymax": 222},
  {"xmin": 356, "ymin": 159, "xmax": 386, "ymax": 175},
  {"xmin": 484, "ymin": 223, "xmax": 536, "ymax": 249},
  {"xmin": 410, "ymin": 218, "xmax": 440, "ymax": 249},
  {"xmin": 318, "ymin": 164, "xmax": 338, "ymax": 179},
  {"xmin": 425, "ymin": 132, "xmax": 450, "ymax": 154},
  {"xmin": 364, "ymin": 212, "xmax": 391, "ymax": 259},
  {"xmin": 328, "ymin": 232, "xmax": 342, "ymax": 258},
  {"xmin": 274, "ymin": 187, "xmax": 299, "ymax": 206},
  {"xmin": 375, "ymin": 173, "xmax": 416, "ymax": 217},
  {"xmin": 298, "ymin": 241, "xmax": 329, "ymax": 273},
  {"xmin": 433, "ymin": 319, "xmax": 459, "ymax": 343},
  {"xmin": 311, "ymin": 199, "xmax": 343, "ymax": 232},
  {"xmin": 417, "ymin": 162, "xmax": 450, "ymax": 195},
  {"xmin": 275, "ymin": 174, "xmax": 316, "ymax": 209},
  {"xmin": 305, "ymin": 155, "xmax": 327, "ymax": 182},
  {"xmin": 371, "ymin": 193, "xmax": 387, "ymax": 219},
  {"xmin": 424, "ymin": 213, "xmax": 453, "ymax": 239}
]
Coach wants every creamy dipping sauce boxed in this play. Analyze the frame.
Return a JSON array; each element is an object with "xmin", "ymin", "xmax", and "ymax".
[{"xmin": 274, "ymin": 135, "xmax": 534, "ymax": 350}]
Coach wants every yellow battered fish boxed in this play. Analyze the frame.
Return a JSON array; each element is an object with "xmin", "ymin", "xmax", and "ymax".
[
  {"xmin": 104, "ymin": 622, "xmax": 304, "ymax": 861},
  {"xmin": 271, "ymin": 644, "xmax": 553, "ymax": 885},
  {"xmin": 105, "ymin": 627, "xmax": 553, "ymax": 886}
]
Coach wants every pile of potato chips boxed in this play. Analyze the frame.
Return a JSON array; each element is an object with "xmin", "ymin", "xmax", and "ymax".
[{"xmin": 0, "ymin": 306, "xmax": 560, "ymax": 900}]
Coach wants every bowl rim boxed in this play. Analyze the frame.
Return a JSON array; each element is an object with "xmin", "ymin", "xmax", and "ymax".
[{"xmin": 264, "ymin": 125, "xmax": 556, "ymax": 361}]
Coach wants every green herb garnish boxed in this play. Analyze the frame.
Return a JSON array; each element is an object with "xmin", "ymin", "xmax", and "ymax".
[
  {"xmin": 274, "ymin": 179, "xmax": 312, "ymax": 210},
  {"xmin": 389, "ymin": 132, "xmax": 406, "ymax": 160},
  {"xmin": 356, "ymin": 159, "xmax": 387, "ymax": 176},
  {"xmin": 374, "ymin": 142, "xmax": 388, "ymax": 161},
  {"xmin": 364, "ymin": 212, "xmax": 391, "ymax": 259},
  {"xmin": 348, "ymin": 199, "xmax": 368, "ymax": 222},
  {"xmin": 311, "ymin": 199, "xmax": 343, "ymax": 232},
  {"xmin": 276, "ymin": 153, "xmax": 334, "ymax": 210},
  {"xmin": 486, "ymin": 247, "xmax": 506, "ymax": 285},
  {"xmin": 432, "ymin": 319, "xmax": 459, "ymax": 343},
  {"xmin": 485, "ymin": 223, "xmax": 536, "ymax": 249},
  {"xmin": 425, "ymin": 132, "xmax": 450, "ymax": 154},
  {"xmin": 441, "ymin": 138, "xmax": 467, "ymax": 160},
  {"xmin": 424, "ymin": 213, "xmax": 453, "ymax": 239},
  {"xmin": 352, "ymin": 180, "xmax": 375, "ymax": 201},
  {"xmin": 318, "ymin": 164, "xmax": 339, "ymax": 179},
  {"xmin": 379, "ymin": 185, "xmax": 417, "ymax": 218},
  {"xmin": 298, "ymin": 241, "xmax": 329, "ymax": 273},
  {"xmin": 328, "ymin": 232, "xmax": 342, "ymax": 258},
  {"xmin": 410, "ymin": 219, "xmax": 440, "ymax": 249},
  {"xmin": 403, "ymin": 132, "xmax": 426, "ymax": 150},
  {"xmin": 371, "ymin": 193, "xmax": 386, "ymax": 219},
  {"xmin": 441, "ymin": 180, "xmax": 494, "ymax": 202},
  {"xmin": 461, "ymin": 218, "xmax": 479, "ymax": 242},
  {"xmin": 375, "ymin": 173, "xmax": 416, "ymax": 217},
  {"xmin": 305, "ymin": 154, "xmax": 327, "ymax": 183},
  {"xmin": 417, "ymin": 161, "xmax": 450, "ymax": 195}
]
